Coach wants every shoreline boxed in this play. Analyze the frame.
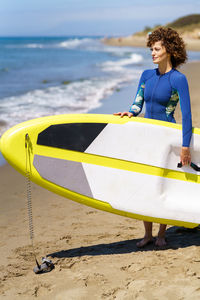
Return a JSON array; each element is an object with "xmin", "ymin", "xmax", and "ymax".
[
  {"xmin": 1, "ymin": 61, "xmax": 200, "ymax": 299},
  {"xmin": 102, "ymin": 35, "xmax": 200, "ymax": 52},
  {"xmin": 1, "ymin": 60, "xmax": 200, "ymax": 157},
  {"xmin": 1, "ymin": 60, "xmax": 200, "ymax": 166}
]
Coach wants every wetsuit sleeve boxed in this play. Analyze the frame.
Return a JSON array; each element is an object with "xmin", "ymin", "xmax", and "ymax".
[
  {"xmin": 129, "ymin": 72, "xmax": 145, "ymax": 116},
  {"xmin": 174, "ymin": 74, "xmax": 192, "ymax": 147}
]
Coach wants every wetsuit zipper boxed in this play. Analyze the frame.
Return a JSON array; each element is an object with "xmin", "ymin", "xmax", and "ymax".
[{"xmin": 150, "ymin": 74, "xmax": 162, "ymax": 118}]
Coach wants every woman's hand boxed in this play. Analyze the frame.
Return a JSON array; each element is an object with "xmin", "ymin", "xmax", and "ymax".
[
  {"xmin": 180, "ymin": 147, "xmax": 191, "ymax": 166},
  {"xmin": 114, "ymin": 112, "xmax": 133, "ymax": 118}
]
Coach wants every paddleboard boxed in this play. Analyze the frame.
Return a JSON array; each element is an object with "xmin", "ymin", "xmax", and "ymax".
[{"xmin": 1, "ymin": 114, "xmax": 200, "ymax": 228}]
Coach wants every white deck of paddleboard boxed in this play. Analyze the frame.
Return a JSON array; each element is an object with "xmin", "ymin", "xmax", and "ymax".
[
  {"xmin": 34, "ymin": 121, "xmax": 200, "ymax": 224},
  {"xmin": 82, "ymin": 122, "xmax": 200, "ymax": 223},
  {"xmin": 86, "ymin": 122, "xmax": 200, "ymax": 175}
]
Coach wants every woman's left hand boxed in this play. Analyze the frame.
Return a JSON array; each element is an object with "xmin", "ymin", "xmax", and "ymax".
[{"xmin": 180, "ymin": 147, "xmax": 191, "ymax": 166}]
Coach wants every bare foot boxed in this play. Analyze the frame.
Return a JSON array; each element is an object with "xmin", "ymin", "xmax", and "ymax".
[
  {"xmin": 136, "ymin": 237, "xmax": 153, "ymax": 248},
  {"xmin": 155, "ymin": 237, "xmax": 167, "ymax": 247}
]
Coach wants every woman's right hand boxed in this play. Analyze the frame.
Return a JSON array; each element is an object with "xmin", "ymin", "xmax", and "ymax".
[{"xmin": 114, "ymin": 112, "xmax": 133, "ymax": 118}]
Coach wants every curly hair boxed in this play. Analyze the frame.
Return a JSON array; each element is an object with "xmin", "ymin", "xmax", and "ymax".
[{"xmin": 147, "ymin": 27, "xmax": 187, "ymax": 68}]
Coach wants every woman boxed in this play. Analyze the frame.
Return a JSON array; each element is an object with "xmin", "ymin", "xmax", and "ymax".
[{"xmin": 114, "ymin": 27, "xmax": 192, "ymax": 247}]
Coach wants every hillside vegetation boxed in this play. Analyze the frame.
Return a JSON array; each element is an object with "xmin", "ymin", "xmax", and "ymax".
[
  {"xmin": 135, "ymin": 14, "xmax": 200, "ymax": 39},
  {"xmin": 168, "ymin": 14, "xmax": 200, "ymax": 28}
]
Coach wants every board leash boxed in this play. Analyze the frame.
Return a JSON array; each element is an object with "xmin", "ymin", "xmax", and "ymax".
[{"xmin": 25, "ymin": 133, "xmax": 54, "ymax": 274}]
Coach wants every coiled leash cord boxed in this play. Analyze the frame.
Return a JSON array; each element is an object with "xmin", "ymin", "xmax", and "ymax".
[{"xmin": 25, "ymin": 134, "xmax": 54, "ymax": 274}]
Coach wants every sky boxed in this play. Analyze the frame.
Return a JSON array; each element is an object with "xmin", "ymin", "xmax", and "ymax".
[{"xmin": 0, "ymin": 0, "xmax": 200, "ymax": 36}]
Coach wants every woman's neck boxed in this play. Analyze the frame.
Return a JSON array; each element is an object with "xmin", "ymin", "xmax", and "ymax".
[{"xmin": 158, "ymin": 60, "xmax": 173, "ymax": 75}]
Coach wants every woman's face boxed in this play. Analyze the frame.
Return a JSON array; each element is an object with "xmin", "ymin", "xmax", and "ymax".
[{"xmin": 150, "ymin": 41, "xmax": 170, "ymax": 65}]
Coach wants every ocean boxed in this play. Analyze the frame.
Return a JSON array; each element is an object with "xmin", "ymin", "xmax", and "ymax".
[
  {"xmin": 1, "ymin": 36, "xmax": 200, "ymax": 137},
  {"xmin": 0, "ymin": 36, "xmax": 152, "ymax": 135}
]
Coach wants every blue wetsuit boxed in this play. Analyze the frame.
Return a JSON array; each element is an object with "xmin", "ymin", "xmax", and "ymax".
[{"xmin": 129, "ymin": 68, "xmax": 192, "ymax": 147}]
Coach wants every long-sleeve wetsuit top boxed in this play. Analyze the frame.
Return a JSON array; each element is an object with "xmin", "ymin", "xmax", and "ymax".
[{"xmin": 129, "ymin": 68, "xmax": 192, "ymax": 147}]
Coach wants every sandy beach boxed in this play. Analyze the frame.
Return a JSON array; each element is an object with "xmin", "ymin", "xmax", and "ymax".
[
  {"xmin": 103, "ymin": 35, "xmax": 200, "ymax": 52},
  {"xmin": 1, "ymin": 61, "xmax": 200, "ymax": 299}
]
